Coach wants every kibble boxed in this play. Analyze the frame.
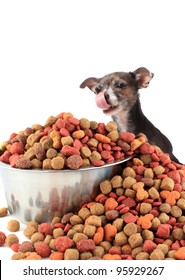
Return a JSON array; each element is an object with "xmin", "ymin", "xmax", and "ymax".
[
  {"xmin": 0, "ymin": 112, "xmax": 139, "ymax": 170},
  {"xmin": 7, "ymin": 219, "xmax": 20, "ymax": 232},
  {"xmin": 1, "ymin": 112, "xmax": 185, "ymax": 260}
]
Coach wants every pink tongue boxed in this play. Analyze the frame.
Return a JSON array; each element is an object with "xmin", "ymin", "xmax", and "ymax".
[{"xmin": 95, "ymin": 92, "xmax": 111, "ymax": 110}]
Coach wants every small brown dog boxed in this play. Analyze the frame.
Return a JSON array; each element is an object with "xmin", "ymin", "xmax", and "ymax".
[{"xmin": 80, "ymin": 67, "xmax": 179, "ymax": 163}]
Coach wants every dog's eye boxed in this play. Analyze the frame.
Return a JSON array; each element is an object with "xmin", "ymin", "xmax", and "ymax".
[
  {"xmin": 115, "ymin": 82, "xmax": 126, "ymax": 89},
  {"xmin": 95, "ymin": 86, "xmax": 102, "ymax": 94}
]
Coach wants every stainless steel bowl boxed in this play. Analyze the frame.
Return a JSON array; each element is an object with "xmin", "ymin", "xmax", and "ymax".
[{"xmin": 0, "ymin": 157, "xmax": 131, "ymax": 223}]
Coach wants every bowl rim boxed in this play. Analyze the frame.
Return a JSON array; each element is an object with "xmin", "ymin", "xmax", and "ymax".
[{"xmin": 0, "ymin": 156, "xmax": 133, "ymax": 174}]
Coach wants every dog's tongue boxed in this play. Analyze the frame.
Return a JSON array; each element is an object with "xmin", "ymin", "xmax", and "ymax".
[{"xmin": 95, "ymin": 92, "xmax": 111, "ymax": 110}]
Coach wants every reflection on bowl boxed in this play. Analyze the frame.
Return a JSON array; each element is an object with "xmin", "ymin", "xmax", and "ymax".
[{"xmin": 0, "ymin": 157, "xmax": 132, "ymax": 223}]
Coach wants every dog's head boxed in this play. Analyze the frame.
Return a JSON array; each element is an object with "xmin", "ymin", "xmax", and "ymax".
[{"xmin": 80, "ymin": 67, "xmax": 154, "ymax": 115}]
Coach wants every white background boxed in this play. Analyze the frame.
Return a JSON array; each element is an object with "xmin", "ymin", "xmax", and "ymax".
[{"xmin": 0, "ymin": 0, "xmax": 185, "ymax": 268}]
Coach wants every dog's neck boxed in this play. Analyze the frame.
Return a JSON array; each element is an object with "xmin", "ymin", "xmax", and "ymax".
[{"xmin": 112, "ymin": 98, "xmax": 148, "ymax": 134}]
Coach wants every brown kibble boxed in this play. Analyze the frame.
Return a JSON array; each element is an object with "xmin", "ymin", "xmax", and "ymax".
[
  {"xmin": 148, "ymin": 187, "xmax": 159, "ymax": 199},
  {"xmin": 111, "ymin": 175, "xmax": 123, "ymax": 188},
  {"xmin": 122, "ymin": 177, "xmax": 136, "ymax": 189},
  {"xmin": 136, "ymin": 252, "xmax": 150, "ymax": 260},
  {"xmin": 139, "ymin": 203, "xmax": 152, "ymax": 215},
  {"xmin": 11, "ymin": 252, "xmax": 25, "ymax": 260},
  {"xmin": 105, "ymin": 121, "xmax": 118, "ymax": 132},
  {"xmin": 27, "ymin": 221, "xmax": 38, "ymax": 230},
  {"xmin": 24, "ymin": 252, "xmax": 42, "ymax": 260},
  {"xmin": 70, "ymin": 215, "xmax": 83, "ymax": 225},
  {"xmin": 159, "ymin": 203, "xmax": 171, "ymax": 214},
  {"xmin": 64, "ymin": 248, "xmax": 80, "ymax": 260},
  {"xmin": 90, "ymin": 203, "xmax": 104, "ymax": 216},
  {"xmin": 51, "ymin": 156, "xmax": 65, "ymax": 170},
  {"xmin": 128, "ymin": 233, "xmax": 143, "ymax": 248},
  {"xmin": 150, "ymin": 249, "xmax": 164, "ymax": 260},
  {"xmin": 0, "ymin": 207, "xmax": 8, "ymax": 217},
  {"xmin": 83, "ymin": 225, "xmax": 96, "ymax": 238},
  {"xmin": 93, "ymin": 245, "xmax": 105, "ymax": 258},
  {"xmin": 124, "ymin": 222, "xmax": 138, "ymax": 236},
  {"xmin": 53, "ymin": 228, "xmax": 64, "ymax": 239},
  {"xmin": 122, "ymin": 167, "xmax": 136, "ymax": 178},
  {"xmin": 5, "ymin": 234, "xmax": 19, "ymax": 247},
  {"xmin": 24, "ymin": 226, "xmax": 37, "ymax": 239},
  {"xmin": 177, "ymin": 198, "xmax": 185, "ymax": 210},
  {"xmin": 79, "ymin": 118, "xmax": 90, "ymax": 129},
  {"xmin": 85, "ymin": 215, "xmax": 102, "ymax": 227},
  {"xmin": 19, "ymin": 241, "xmax": 34, "ymax": 253},
  {"xmin": 115, "ymin": 231, "xmax": 128, "ymax": 246},
  {"xmin": 153, "ymin": 165, "xmax": 165, "ymax": 175},
  {"xmin": 160, "ymin": 177, "xmax": 174, "ymax": 191},
  {"xmin": 31, "ymin": 232, "xmax": 45, "ymax": 244},
  {"xmin": 171, "ymin": 205, "xmax": 182, "ymax": 218},
  {"xmin": 42, "ymin": 158, "xmax": 52, "ymax": 169},
  {"xmin": 172, "ymin": 228, "xmax": 185, "ymax": 240},
  {"xmin": 100, "ymin": 180, "xmax": 112, "ymax": 194},
  {"xmin": 46, "ymin": 148, "xmax": 57, "ymax": 159},
  {"xmin": 7, "ymin": 220, "xmax": 20, "ymax": 232},
  {"xmin": 81, "ymin": 146, "xmax": 91, "ymax": 158},
  {"xmin": 78, "ymin": 208, "xmax": 91, "ymax": 220}
]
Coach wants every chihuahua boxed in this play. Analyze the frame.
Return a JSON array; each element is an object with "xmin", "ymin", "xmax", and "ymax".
[{"xmin": 80, "ymin": 67, "xmax": 179, "ymax": 163}]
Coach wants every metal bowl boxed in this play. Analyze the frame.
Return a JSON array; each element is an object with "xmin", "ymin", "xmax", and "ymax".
[{"xmin": 0, "ymin": 157, "xmax": 131, "ymax": 223}]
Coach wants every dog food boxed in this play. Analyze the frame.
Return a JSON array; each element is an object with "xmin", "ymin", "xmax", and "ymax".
[
  {"xmin": 0, "ymin": 207, "xmax": 8, "ymax": 217},
  {"xmin": 1, "ymin": 112, "xmax": 185, "ymax": 260},
  {"xmin": 7, "ymin": 219, "xmax": 20, "ymax": 232},
  {"xmin": 0, "ymin": 112, "xmax": 137, "ymax": 170},
  {"xmin": 5, "ymin": 234, "xmax": 19, "ymax": 247},
  {"xmin": 0, "ymin": 231, "xmax": 6, "ymax": 246},
  {"xmin": 9, "ymin": 147, "xmax": 183, "ymax": 260}
]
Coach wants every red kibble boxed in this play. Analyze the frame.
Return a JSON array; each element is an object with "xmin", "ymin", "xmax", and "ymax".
[
  {"xmin": 35, "ymin": 242, "xmax": 51, "ymax": 257},
  {"xmin": 120, "ymin": 132, "xmax": 135, "ymax": 143},
  {"xmin": 81, "ymin": 136, "xmax": 89, "ymax": 144},
  {"xmin": 143, "ymin": 240, "xmax": 157, "ymax": 253},
  {"xmin": 123, "ymin": 197, "xmax": 137, "ymax": 208},
  {"xmin": 156, "ymin": 224, "xmax": 171, "ymax": 239},
  {"xmin": 0, "ymin": 232, "xmax": 6, "ymax": 246},
  {"xmin": 11, "ymin": 243, "xmax": 20, "ymax": 252},
  {"xmin": 10, "ymin": 142, "xmax": 24, "ymax": 155},
  {"xmin": 60, "ymin": 127, "xmax": 70, "ymax": 136},
  {"xmin": 73, "ymin": 139, "xmax": 83, "ymax": 150},
  {"xmin": 101, "ymin": 150, "xmax": 112, "ymax": 160},
  {"xmin": 92, "ymin": 159, "xmax": 105, "ymax": 167},
  {"xmin": 119, "ymin": 206, "xmax": 130, "ymax": 214},
  {"xmin": 68, "ymin": 117, "xmax": 80, "ymax": 126},
  {"xmin": 55, "ymin": 118, "xmax": 65, "ymax": 129},
  {"xmin": 171, "ymin": 240, "xmax": 181, "ymax": 250},
  {"xmin": 55, "ymin": 236, "xmax": 73, "ymax": 252},
  {"xmin": 9, "ymin": 154, "xmax": 21, "ymax": 167},
  {"xmin": 123, "ymin": 214, "xmax": 138, "ymax": 223},
  {"xmin": 38, "ymin": 223, "xmax": 53, "ymax": 236},
  {"xmin": 0, "ymin": 151, "xmax": 12, "ymax": 163},
  {"xmin": 108, "ymin": 246, "xmax": 122, "ymax": 255},
  {"xmin": 76, "ymin": 239, "xmax": 96, "ymax": 252},
  {"xmin": 61, "ymin": 145, "xmax": 80, "ymax": 156},
  {"xmin": 140, "ymin": 142, "xmax": 154, "ymax": 155},
  {"xmin": 103, "ymin": 143, "xmax": 112, "ymax": 151}
]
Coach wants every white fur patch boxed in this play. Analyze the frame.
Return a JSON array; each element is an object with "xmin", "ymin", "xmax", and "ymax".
[{"xmin": 106, "ymin": 89, "xmax": 119, "ymax": 107}]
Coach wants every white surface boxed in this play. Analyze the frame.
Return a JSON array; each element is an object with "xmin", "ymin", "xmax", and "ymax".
[{"xmin": 0, "ymin": 0, "xmax": 185, "ymax": 261}]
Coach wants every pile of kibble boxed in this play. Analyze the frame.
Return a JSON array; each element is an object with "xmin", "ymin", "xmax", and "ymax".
[
  {"xmin": 0, "ymin": 112, "xmax": 185, "ymax": 260},
  {"xmin": 0, "ymin": 112, "xmax": 138, "ymax": 170}
]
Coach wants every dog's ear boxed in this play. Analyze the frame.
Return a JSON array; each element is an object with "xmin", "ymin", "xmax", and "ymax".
[
  {"xmin": 131, "ymin": 67, "xmax": 154, "ymax": 89},
  {"xmin": 80, "ymin": 77, "xmax": 98, "ymax": 92}
]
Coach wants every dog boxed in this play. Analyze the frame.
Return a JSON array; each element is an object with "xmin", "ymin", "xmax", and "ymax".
[{"xmin": 80, "ymin": 67, "xmax": 180, "ymax": 163}]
